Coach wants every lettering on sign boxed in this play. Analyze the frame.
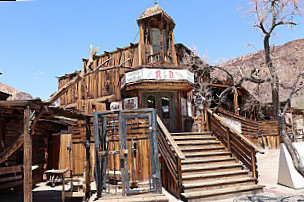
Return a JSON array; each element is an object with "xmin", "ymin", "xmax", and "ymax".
[
  {"xmin": 121, "ymin": 68, "xmax": 194, "ymax": 88},
  {"xmin": 123, "ymin": 97, "xmax": 138, "ymax": 110}
]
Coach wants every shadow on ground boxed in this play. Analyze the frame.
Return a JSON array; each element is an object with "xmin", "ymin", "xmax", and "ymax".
[
  {"xmin": 235, "ymin": 195, "xmax": 304, "ymax": 202},
  {"xmin": 0, "ymin": 189, "xmax": 82, "ymax": 202}
]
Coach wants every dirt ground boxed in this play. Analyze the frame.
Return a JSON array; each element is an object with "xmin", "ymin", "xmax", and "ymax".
[
  {"xmin": 0, "ymin": 148, "xmax": 304, "ymax": 202},
  {"xmin": 228, "ymin": 148, "xmax": 304, "ymax": 202}
]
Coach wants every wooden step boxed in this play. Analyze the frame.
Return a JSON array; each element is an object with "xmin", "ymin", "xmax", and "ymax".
[
  {"xmin": 178, "ymin": 144, "xmax": 225, "ymax": 149},
  {"xmin": 183, "ymin": 177, "xmax": 257, "ymax": 193},
  {"xmin": 171, "ymin": 132, "xmax": 213, "ymax": 136},
  {"xmin": 177, "ymin": 140, "xmax": 220, "ymax": 146},
  {"xmin": 181, "ymin": 145, "xmax": 225, "ymax": 153},
  {"xmin": 182, "ymin": 170, "xmax": 250, "ymax": 183},
  {"xmin": 181, "ymin": 184, "xmax": 264, "ymax": 201},
  {"xmin": 184, "ymin": 151, "xmax": 231, "ymax": 160},
  {"xmin": 173, "ymin": 136, "xmax": 216, "ymax": 141},
  {"xmin": 180, "ymin": 145, "xmax": 226, "ymax": 154},
  {"xmin": 181, "ymin": 157, "xmax": 236, "ymax": 167},
  {"xmin": 182, "ymin": 163, "xmax": 243, "ymax": 174}
]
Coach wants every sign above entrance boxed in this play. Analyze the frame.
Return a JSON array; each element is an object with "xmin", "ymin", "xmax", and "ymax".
[{"xmin": 121, "ymin": 68, "xmax": 194, "ymax": 88}]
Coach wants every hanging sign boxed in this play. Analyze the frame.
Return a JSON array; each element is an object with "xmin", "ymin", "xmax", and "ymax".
[
  {"xmin": 121, "ymin": 68, "xmax": 194, "ymax": 88},
  {"xmin": 123, "ymin": 97, "xmax": 138, "ymax": 110}
]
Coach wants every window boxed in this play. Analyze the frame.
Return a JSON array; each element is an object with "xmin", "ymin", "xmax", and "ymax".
[
  {"xmin": 161, "ymin": 96, "xmax": 170, "ymax": 119},
  {"xmin": 147, "ymin": 95, "xmax": 155, "ymax": 108},
  {"xmin": 150, "ymin": 28, "xmax": 167, "ymax": 55}
]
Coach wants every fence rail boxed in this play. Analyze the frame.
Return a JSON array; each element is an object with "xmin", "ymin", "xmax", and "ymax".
[{"xmin": 207, "ymin": 109, "xmax": 263, "ymax": 179}]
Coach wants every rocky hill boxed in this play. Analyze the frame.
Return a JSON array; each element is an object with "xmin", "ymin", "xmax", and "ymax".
[
  {"xmin": 212, "ymin": 38, "xmax": 304, "ymax": 108},
  {"xmin": 0, "ymin": 82, "xmax": 33, "ymax": 100}
]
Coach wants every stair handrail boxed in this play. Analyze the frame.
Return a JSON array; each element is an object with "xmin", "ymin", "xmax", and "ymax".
[
  {"xmin": 208, "ymin": 109, "xmax": 264, "ymax": 153},
  {"xmin": 156, "ymin": 115, "xmax": 184, "ymax": 197},
  {"xmin": 207, "ymin": 109, "xmax": 263, "ymax": 179},
  {"xmin": 157, "ymin": 115, "xmax": 185, "ymax": 160}
]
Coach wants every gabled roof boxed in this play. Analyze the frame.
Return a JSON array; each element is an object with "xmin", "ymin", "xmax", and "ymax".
[{"xmin": 137, "ymin": 4, "xmax": 175, "ymax": 25}]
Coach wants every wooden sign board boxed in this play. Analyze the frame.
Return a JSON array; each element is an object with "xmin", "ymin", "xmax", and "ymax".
[
  {"xmin": 121, "ymin": 68, "xmax": 194, "ymax": 88},
  {"xmin": 123, "ymin": 97, "xmax": 138, "ymax": 110}
]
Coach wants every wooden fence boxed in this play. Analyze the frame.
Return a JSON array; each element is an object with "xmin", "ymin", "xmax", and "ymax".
[{"xmin": 217, "ymin": 108, "xmax": 280, "ymax": 149}]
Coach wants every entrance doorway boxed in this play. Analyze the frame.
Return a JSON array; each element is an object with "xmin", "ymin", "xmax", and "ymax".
[{"xmin": 143, "ymin": 92, "xmax": 175, "ymax": 132}]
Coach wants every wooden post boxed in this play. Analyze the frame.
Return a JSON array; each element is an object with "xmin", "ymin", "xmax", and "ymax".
[
  {"xmin": 0, "ymin": 118, "xmax": 5, "ymax": 153},
  {"xmin": 138, "ymin": 24, "xmax": 145, "ymax": 65},
  {"xmin": 234, "ymin": 88, "xmax": 239, "ymax": 115},
  {"xmin": 170, "ymin": 32, "xmax": 178, "ymax": 66},
  {"xmin": 206, "ymin": 108, "xmax": 211, "ymax": 132},
  {"xmin": 203, "ymin": 108, "xmax": 209, "ymax": 132},
  {"xmin": 251, "ymin": 148, "xmax": 257, "ymax": 179},
  {"xmin": 177, "ymin": 157, "xmax": 182, "ymax": 198},
  {"xmin": 226, "ymin": 126, "xmax": 231, "ymax": 152},
  {"xmin": 23, "ymin": 106, "xmax": 32, "ymax": 202},
  {"xmin": 160, "ymin": 29, "xmax": 164, "ymax": 62},
  {"xmin": 85, "ymin": 118, "xmax": 91, "ymax": 200}
]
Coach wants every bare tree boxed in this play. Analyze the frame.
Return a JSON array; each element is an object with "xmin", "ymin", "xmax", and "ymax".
[
  {"xmin": 248, "ymin": 0, "xmax": 304, "ymax": 176},
  {"xmin": 249, "ymin": 0, "xmax": 302, "ymax": 118}
]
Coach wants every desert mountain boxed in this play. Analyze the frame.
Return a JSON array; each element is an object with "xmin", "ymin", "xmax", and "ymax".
[
  {"xmin": 212, "ymin": 38, "xmax": 304, "ymax": 109},
  {"xmin": 0, "ymin": 82, "xmax": 33, "ymax": 100}
]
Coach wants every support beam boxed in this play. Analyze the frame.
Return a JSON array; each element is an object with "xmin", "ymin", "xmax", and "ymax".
[
  {"xmin": 234, "ymin": 88, "xmax": 239, "ymax": 115},
  {"xmin": 23, "ymin": 106, "xmax": 32, "ymax": 202},
  {"xmin": 85, "ymin": 118, "xmax": 91, "ymax": 200}
]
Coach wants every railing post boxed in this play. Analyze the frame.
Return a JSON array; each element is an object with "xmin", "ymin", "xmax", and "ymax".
[
  {"xmin": 226, "ymin": 126, "xmax": 231, "ymax": 151},
  {"xmin": 205, "ymin": 108, "xmax": 211, "ymax": 132},
  {"xmin": 251, "ymin": 148, "xmax": 257, "ymax": 179},
  {"xmin": 177, "ymin": 157, "xmax": 182, "ymax": 197}
]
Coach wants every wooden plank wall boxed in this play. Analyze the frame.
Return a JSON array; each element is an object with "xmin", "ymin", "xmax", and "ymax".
[
  {"xmin": 0, "ymin": 118, "xmax": 60, "ymax": 188},
  {"xmin": 217, "ymin": 108, "xmax": 259, "ymax": 145},
  {"xmin": 58, "ymin": 44, "xmax": 139, "ymax": 106},
  {"xmin": 258, "ymin": 121, "xmax": 280, "ymax": 149},
  {"xmin": 69, "ymin": 100, "xmax": 106, "ymax": 177}
]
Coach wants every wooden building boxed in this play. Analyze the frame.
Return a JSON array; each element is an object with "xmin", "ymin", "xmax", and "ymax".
[
  {"xmin": 0, "ymin": 95, "xmax": 93, "ymax": 202},
  {"xmin": 57, "ymin": 4, "xmax": 265, "ymax": 201},
  {"xmin": 58, "ymin": 4, "xmax": 196, "ymax": 133}
]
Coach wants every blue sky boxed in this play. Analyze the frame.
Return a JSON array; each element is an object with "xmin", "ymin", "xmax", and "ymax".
[{"xmin": 0, "ymin": 0, "xmax": 303, "ymax": 100}]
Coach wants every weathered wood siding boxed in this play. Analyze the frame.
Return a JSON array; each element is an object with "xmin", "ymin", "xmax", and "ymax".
[
  {"xmin": 69, "ymin": 100, "xmax": 106, "ymax": 177},
  {"xmin": 0, "ymin": 117, "xmax": 63, "ymax": 187},
  {"xmin": 58, "ymin": 44, "xmax": 140, "ymax": 106}
]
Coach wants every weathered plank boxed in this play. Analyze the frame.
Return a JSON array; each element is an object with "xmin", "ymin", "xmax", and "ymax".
[{"xmin": 23, "ymin": 106, "xmax": 32, "ymax": 202}]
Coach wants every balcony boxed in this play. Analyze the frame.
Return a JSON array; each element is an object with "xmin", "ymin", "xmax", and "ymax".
[{"xmin": 147, "ymin": 53, "xmax": 173, "ymax": 64}]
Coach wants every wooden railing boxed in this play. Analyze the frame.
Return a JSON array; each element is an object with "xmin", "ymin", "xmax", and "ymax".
[
  {"xmin": 207, "ymin": 109, "xmax": 263, "ymax": 179},
  {"xmin": 147, "ymin": 53, "xmax": 161, "ymax": 64},
  {"xmin": 217, "ymin": 108, "xmax": 280, "ymax": 149},
  {"xmin": 156, "ymin": 115, "xmax": 185, "ymax": 197},
  {"xmin": 164, "ymin": 54, "xmax": 173, "ymax": 63},
  {"xmin": 147, "ymin": 53, "xmax": 173, "ymax": 64}
]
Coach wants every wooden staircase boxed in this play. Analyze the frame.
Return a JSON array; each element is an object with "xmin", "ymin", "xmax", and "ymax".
[{"xmin": 171, "ymin": 132, "xmax": 264, "ymax": 201}]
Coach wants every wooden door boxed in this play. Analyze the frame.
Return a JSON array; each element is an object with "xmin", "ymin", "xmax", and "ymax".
[{"xmin": 143, "ymin": 92, "xmax": 175, "ymax": 132}]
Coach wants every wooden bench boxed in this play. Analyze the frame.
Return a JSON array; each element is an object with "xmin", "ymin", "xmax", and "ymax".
[
  {"xmin": 62, "ymin": 176, "xmax": 85, "ymax": 201},
  {"xmin": 62, "ymin": 170, "xmax": 86, "ymax": 202}
]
